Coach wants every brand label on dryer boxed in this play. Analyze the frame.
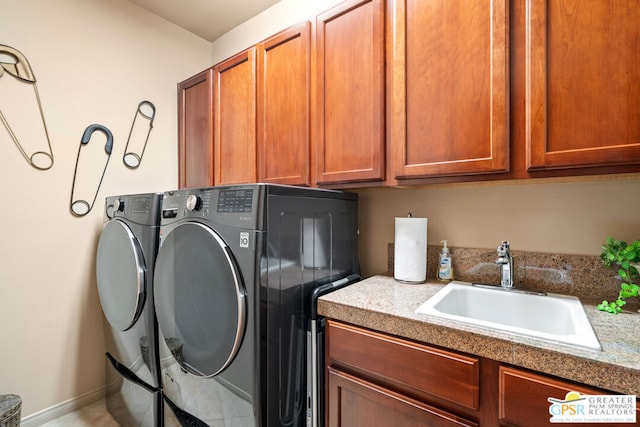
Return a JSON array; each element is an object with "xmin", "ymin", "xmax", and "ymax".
[{"xmin": 239, "ymin": 232, "xmax": 249, "ymax": 248}]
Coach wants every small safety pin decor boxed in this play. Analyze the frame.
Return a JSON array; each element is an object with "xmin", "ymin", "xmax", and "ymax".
[
  {"xmin": 123, "ymin": 100, "xmax": 156, "ymax": 168},
  {"xmin": 70, "ymin": 124, "xmax": 113, "ymax": 217},
  {"xmin": 0, "ymin": 44, "xmax": 54, "ymax": 170}
]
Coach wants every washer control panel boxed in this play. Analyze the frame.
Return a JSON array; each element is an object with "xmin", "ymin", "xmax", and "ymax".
[
  {"xmin": 160, "ymin": 187, "xmax": 259, "ymax": 229},
  {"xmin": 217, "ymin": 189, "xmax": 253, "ymax": 213}
]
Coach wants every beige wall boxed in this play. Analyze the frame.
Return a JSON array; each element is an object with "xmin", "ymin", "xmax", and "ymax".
[
  {"xmin": 0, "ymin": 0, "xmax": 211, "ymax": 419},
  {"xmin": 355, "ymin": 174, "xmax": 640, "ymax": 277},
  {"xmin": 210, "ymin": 0, "xmax": 343, "ymax": 64}
]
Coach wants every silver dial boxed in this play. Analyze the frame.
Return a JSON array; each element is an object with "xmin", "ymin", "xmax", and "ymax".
[
  {"xmin": 185, "ymin": 194, "xmax": 202, "ymax": 212},
  {"xmin": 107, "ymin": 199, "xmax": 124, "ymax": 218}
]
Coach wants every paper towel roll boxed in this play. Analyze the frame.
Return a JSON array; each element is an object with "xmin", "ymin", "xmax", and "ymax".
[{"xmin": 394, "ymin": 217, "xmax": 427, "ymax": 283}]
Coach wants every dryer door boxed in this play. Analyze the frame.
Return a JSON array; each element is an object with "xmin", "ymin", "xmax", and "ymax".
[
  {"xmin": 154, "ymin": 221, "xmax": 247, "ymax": 378},
  {"xmin": 96, "ymin": 219, "xmax": 146, "ymax": 331}
]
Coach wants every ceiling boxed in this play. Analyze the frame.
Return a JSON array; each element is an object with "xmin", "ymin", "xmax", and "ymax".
[{"xmin": 129, "ymin": 0, "xmax": 281, "ymax": 42}]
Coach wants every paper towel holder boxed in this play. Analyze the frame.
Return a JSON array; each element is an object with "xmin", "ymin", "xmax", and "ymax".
[{"xmin": 394, "ymin": 214, "xmax": 428, "ymax": 284}]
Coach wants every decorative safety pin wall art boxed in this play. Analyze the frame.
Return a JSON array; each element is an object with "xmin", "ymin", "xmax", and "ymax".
[
  {"xmin": 68, "ymin": 100, "xmax": 156, "ymax": 217},
  {"xmin": 0, "ymin": 44, "xmax": 54, "ymax": 170},
  {"xmin": 69, "ymin": 124, "xmax": 113, "ymax": 217},
  {"xmin": 123, "ymin": 100, "xmax": 156, "ymax": 168}
]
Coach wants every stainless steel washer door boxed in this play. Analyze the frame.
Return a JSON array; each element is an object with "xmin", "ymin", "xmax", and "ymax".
[
  {"xmin": 96, "ymin": 219, "xmax": 146, "ymax": 331},
  {"xmin": 154, "ymin": 222, "xmax": 247, "ymax": 378}
]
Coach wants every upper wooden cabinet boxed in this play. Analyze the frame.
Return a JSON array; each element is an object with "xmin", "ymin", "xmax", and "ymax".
[
  {"xmin": 526, "ymin": 0, "xmax": 640, "ymax": 171},
  {"xmin": 213, "ymin": 48, "xmax": 257, "ymax": 185},
  {"xmin": 178, "ymin": 68, "xmax": 213, "ymax": 188},
  {"xmin": 178, "ymin": 0, "xmax": 640, "ymax": 190},
  {"xmin": 256, "ymin": 22, "xmax": 311, "ymax": 186},
  {"xmin": 390, "ymin": 0, "xmax": 510, "ymax": 180},
  {"xmin": 313, "ymin": 0, "xmax": 386, "ymax": 185}
]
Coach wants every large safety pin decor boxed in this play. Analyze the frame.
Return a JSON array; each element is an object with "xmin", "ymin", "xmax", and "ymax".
[
  {"xmin": 0, "ymin": 44, "xmax": 54, "ymax": 170},
  {"xmin": 70, "ymin": 124, "xmax": 113, "ymax": 217},
  {"xmin": 123, "ymin": 100, "xmax": 156, "ymax": 168}
]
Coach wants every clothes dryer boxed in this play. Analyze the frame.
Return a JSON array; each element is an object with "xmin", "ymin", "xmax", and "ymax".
[
  {"xmin": 153, "ymin": 184, "xmax": 359, "ymax": 426},
  {"xmin": 96, "ymin": 193, "xmax": 163, "ymax": 426}
]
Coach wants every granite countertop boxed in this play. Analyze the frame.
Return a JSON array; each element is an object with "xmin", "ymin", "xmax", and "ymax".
[{"xmin": 318, "ymin": 275, "xmax": 640, "ymax": 395}]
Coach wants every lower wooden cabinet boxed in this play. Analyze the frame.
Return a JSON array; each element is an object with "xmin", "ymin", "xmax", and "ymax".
[
  {"xmin": 326, "ymin": 321, "xmax": 481, "ymax": 426},
  {"xmin": 499, "ymin": 366, "xmax": 640, "ymax": 427},
  {"xmin": 326, "ymin": 320, "xmax": 480, "ymax": 410},
  {"xmin": 325, "ymin": 321, "xmax": 639, "ymax": 427},
  {"xmin": 328, "ymin": 367, "xmax": 477, "ymax": 427}
]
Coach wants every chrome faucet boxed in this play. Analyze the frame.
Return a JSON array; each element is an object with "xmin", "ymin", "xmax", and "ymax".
[{"xmin": 496, "ymin": 241, "xmax": 514, "ymax": 288}]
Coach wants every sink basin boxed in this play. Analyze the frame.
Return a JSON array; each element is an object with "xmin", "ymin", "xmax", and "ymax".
[{"xmin": 415, "ymin": 281, "xmax": 601, "ymax": 351}]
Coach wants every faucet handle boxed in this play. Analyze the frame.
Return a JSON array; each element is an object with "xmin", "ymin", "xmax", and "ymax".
[
  {"xmin": 497, "ymin": 243, "xmax": 506, "ymax": 257},
  {"xmin": 496, "ymin": 240, "xmax": 514, "ymax": 288},
  {"xmin": 496, "ymin": 241, "xmax": 511, "ymax": 263}
]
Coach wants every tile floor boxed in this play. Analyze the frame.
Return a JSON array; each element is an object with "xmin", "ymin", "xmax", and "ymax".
[
  {"xmin": 39, "ymin": 399, "xmax": 119, "ymax": 427},
  {"xmin": 35, "ymin": 362, "xmax": 254, "ymax": 426}
]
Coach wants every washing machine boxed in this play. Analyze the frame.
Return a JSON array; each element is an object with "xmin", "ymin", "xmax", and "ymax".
[
  {"xmin": 96, "ymin": 192, "xmax": 163, "ymax": 426},
  {"xmin": 153, "ymin": 184, "xmax": 359, "ymax": 426}
]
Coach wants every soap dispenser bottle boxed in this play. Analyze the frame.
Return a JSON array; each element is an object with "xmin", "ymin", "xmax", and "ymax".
[{"xmin": 437, "ymin": 240, "xmax": 454, "ymax": 281}]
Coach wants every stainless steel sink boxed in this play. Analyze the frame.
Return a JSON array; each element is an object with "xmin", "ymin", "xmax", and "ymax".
[{"xmin": 415, "ymin": 281, "xmax": 601, "ymax": 351}]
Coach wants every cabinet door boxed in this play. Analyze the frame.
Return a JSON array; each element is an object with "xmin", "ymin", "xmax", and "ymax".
[
  {"xmin": 526, "ymin": 0, "xmax": 640, "ymax": 170},
  {"xmin": 213, "ymin": 48, "xmax": 257, "ymax": 185},
  {"xmin": 390, "ymin": 0, "xmax": 509, "ymax": 179},
  {"xmin": 499, "ymin": 366, "xmax": 639, "ymax": 427},
  {"xmin": 313, "ymin": 0, "xmax": 385, "ymax": 185},
  {"xmin": 257, "ymin": 22, "xmax": 311, "ymax": 185},
  {"xmin": 178, "ymin": 69, "xmax": 213, "ymax": 188},
  {"xmin": 328, "ymin": 367, "xmax": 478, "ymax": 427},
  {"xmin": 327, "ymin": 320, "xmax": 480, "ymax": 411}
]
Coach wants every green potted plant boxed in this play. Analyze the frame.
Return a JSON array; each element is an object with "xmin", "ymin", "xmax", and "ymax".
[{"xmin": 597, "ymin": 237, "xmax": 640, "ymax": 314}]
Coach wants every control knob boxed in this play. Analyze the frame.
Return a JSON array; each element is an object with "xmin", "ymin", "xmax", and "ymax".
[
  {"xmin": 114, "ymin": 199, "xmax": 125, "ymax": 212},
  {"xmin": 185, "ymin": 194, "xmax": 203, "ymax": 212},
  {"xmin": 106, "ymin": 199, "xmax": 125, "ymax": 219}
]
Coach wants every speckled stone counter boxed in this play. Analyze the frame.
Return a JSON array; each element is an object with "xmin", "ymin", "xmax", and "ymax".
[{"xmin": 318, "ymin": 275, "xmax": 640, "ymax": 395}]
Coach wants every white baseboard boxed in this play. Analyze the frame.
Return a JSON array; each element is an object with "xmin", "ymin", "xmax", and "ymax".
[
  {"xmin": 20, "ymin": 386, "xmax": 107, "ymax": 427},
  {"xmin": 20, "ymin": 357, "xmax": 155, "ymax": 426}
]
